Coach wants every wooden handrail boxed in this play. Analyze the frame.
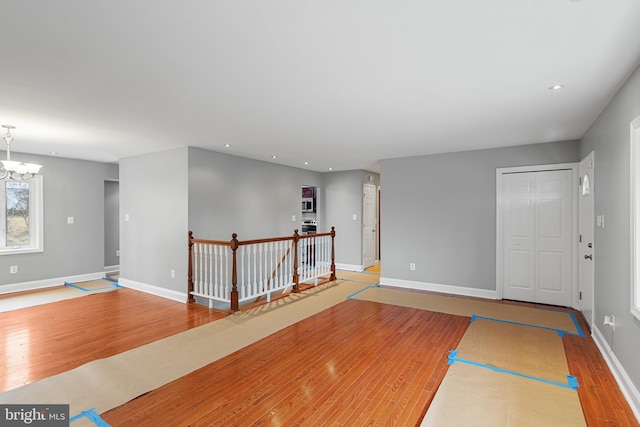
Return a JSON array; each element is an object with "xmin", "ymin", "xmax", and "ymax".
[
  {"xmin": 187, "ymin": 231, "xmax": 195, "ymax": 303},
  {"xmin": 188, "ymin": 227, "xmax": 336, "ymax": 311}
]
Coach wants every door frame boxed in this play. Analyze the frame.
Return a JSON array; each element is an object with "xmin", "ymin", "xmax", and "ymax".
[
  {"xmin": 578, "ymin": 151, "xmax": 595, "ymax": 327},
  {"xmin": 362, "ymin": 183, "xmax": 377, "ymax": 269},
  {"xmin": 496, "ymin": 162, "xmax": 579, "ymax": 307}
]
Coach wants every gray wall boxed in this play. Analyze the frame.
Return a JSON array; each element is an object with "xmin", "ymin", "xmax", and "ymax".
[
  {"xmin": 119, "ymin": 147, "xmax": 373, "ymax": 295},
  {"xmin": 579, "ymin": 63, "xmax": 640, "ymax": 390},
  {"xmin": 119, "ymin": 147, "xmax": 189, "ymax": 293},
  {"xmin": 380, "ymin": 140, "xmax": 580, "ymax": 289},
  {"xmin": 0, "ymin": 153, "xmax": 118, "ymax": 287},
  {"xmin": 187, "ymin": 147, "xmax": 324, "ymax": 240},
  {"xmin": 104, "ymin": 180, "xmax": 119, "ymax": 268},
  {"xmin": 324, "ymin": 170, "xmax": 380, "ymax": 268}
]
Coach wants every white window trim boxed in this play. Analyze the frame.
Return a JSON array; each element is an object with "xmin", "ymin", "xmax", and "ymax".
[
  {"xmin": 0, "ymin": 175, "xmax": 44, "ymax": 255},
  {"xmin": 631, "ymin": 115, "xmax": 640, "ymax": 320}
]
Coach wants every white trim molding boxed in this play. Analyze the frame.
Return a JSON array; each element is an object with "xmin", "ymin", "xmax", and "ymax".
[
  {"xmin": 336, "ymin": 263, "xmax": 365, "ymax": 272},
  {"xmin": 118, "ymin": 277, "xmax": 187, "ymax": 303},
  {"xmin": 379, "ymin": 277, "xmax": 497, "ymax": 300},
  {"xmin": 0, "ymin": 272, "xmax": 105, "ymax": 295},
  {"xmin": 630, "ymin": 115, "xmax": 640, "ymax": 321},
  {"xmin": 592, "ymin": 325, "xmax": 640, "ymax": 423}
]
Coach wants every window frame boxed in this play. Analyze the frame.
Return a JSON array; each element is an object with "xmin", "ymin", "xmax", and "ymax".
[
  {"xmin": 631, "ymin": 115, "xmax": 640, "ymax": 320},
  {"xmin": 0, "ymin": 175, "xmax": 44, "ymax": 255}
]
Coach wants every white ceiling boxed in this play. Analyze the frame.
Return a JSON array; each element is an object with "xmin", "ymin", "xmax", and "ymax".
[{"xmin": 1, "ymin": 1, "xmax": 640, "ymax": 173}]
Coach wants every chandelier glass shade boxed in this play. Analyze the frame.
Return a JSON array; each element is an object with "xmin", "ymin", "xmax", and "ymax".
[{"xmin": 1, "ymin": 125, "xmax": 42, "ymax": 180}]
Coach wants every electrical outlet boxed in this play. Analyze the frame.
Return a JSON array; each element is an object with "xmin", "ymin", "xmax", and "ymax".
[
  {"xmin": 409, "ymin": 263, "xmax": 416, "ymax": 271},
  {"xmin": 170, "ymin": 269, "xmax": 176, "ymax": 279},
  {"xmin": 10, "ymin": 265, "xmax": 18, "ymax": 274},
  {"xmin": 116, "ymin": 250, "xmax": 120, "ymax": 257},
  {"xmin": 67, "ymin": 216, "xmax": 74, "ymax": 224},
  {"xmin": 292, "ymin": 215, "xmax": 296, "ymax": 222}
]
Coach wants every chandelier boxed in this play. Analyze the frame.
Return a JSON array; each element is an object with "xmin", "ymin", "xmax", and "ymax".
[{"xmin": 1, "ymin": 125, "xmax": 43, "ymax": 180}]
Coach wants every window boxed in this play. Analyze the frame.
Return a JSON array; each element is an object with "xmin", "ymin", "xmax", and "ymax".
[
  {"xmin": 0, "ymin": 176, "xmax": 43, "ymax": 255},
  {"xmin": 631, "ymin": 115, "xmax": 640, "ymax": 320}
]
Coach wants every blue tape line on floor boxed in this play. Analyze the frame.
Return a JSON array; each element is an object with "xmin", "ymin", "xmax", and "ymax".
[
  {"xmin": 101, "ymin": 277, "xmax": 122, "ymax": 287},
  {"xmin": 64, "ymin": 282, "xmax": 92, "ymax": 292},
  {"xmin": 346, "ymin": 284, "xmax": 380, "ymax": 300},
  {"xmin": 447, "ymin": 351, "xmax": 579, "ymax": 390},
  {"xmin": 64, "ymin": 280, "xmax": 121, "ymax": 292},
  {"xmin": 70, "ymin": 408, "xmax": 111, "ymax": 427},
  {"xmin": 567, "ymin": 311, "xmax": 585, "ymax": 338},
  {"xmin": 470, "ymin": 314, "xmax": 580, "ymax": 337}
]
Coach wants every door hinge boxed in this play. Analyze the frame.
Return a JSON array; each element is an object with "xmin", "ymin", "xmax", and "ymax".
[
  {"xmin": 579, "ymin": 176, "xmax": 583, "ymax": 186},
  {"xmin": 579, "ymin": 234, "xmax": 582, "ymax": 243},
  {"xmin": 579, "ymin": 291, "xmax": 582, "ymax": 300}
]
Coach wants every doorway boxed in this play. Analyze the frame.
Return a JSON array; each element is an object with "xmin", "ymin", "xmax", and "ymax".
[
  {"xmin": 363, "ymin": 183, "xmax": 376, "ymax": 269},
  {"xmin": 104, "ymin": 180, "xmax": 119, "ymax": 273},
  {"xmin": 496, "ymin": 164, "xmax": 578, "ymax": 307}
]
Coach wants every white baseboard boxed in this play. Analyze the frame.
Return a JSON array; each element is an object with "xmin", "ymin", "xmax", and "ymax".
[
  {"xmin": 118, "ymin": 278, "xmax": 187, "ymax": 303},
  {"xmin": 0, "ymin": 272, "xmax": 106, "ymax": 295},
  {"xmin": 379, "ymin": 277, "xmax": 498, "ymax": 300},
  {"xmin": 592, "ymin": 325, "xmax": 640, "ymax": 423},
  {"xmin": 336, "ymin": 263, "xmax": 364, "ymax": 272}
]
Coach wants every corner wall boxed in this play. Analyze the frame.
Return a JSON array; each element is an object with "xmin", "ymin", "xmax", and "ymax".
[
  {"xmin": 119, "ymin": 147, "xmax": 189, "ymax": 300},
  {"xmin": 579, "ymin": 62, "xmax": 640, "ymax": 414},
  {"xmin": 0, "ymin": 153, "xmax": 118, "ymax": 290},
  {"xmin": 380, "ymin": 141, "xmax": 579, "ymax": 292}
]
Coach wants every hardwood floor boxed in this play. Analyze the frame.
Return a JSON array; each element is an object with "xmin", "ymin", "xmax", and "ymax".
[
  {"xmin": 0, "ymin": 288, "xmax": 227, "ymax": 393},
  {"xmin": 564, "ymin": 314, "xmax": 639, "ymax": 427},
  {"xmin": 102, "ymin": 299, "xmax": 470, "ymax": 426},
  {"xmin": 1, "ymin": 285, "xmax": 638, "ymax": 426}
]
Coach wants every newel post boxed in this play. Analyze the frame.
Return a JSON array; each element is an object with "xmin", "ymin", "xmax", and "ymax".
[
  {"xmin": 292, "ymin": 229, "xmax": 300, "ymax": 293},
  {"xmin": 330, "ymin": 226, "xmax": 336, "ymax": 281},
  {"xmin": 187, "ymin": 231, "xmax": 195, "ymax": 303},
  {"xmin": 230, "ymin": 233, "xmax": 240, "ymax": 311}
]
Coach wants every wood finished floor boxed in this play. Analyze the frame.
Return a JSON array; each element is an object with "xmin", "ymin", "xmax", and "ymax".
[
  {"xmin": 102, "ymin": 299, "xmax": 469, "ymax": 426},
  {"xmin": 0, "ymin": 288, "xmax": 227, "ymax": 393},
  {"xmin": 0, "ymin": 284, "xmax": 638, "ymax": 426}
]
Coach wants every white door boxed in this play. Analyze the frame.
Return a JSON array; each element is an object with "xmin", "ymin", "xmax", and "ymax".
[
  {"xmin": 363, "ymin": 183, "xmax": 376, "ymax": 269},
  {"xmin": 501, "ymin": 169, "xmax": 573, "ymax": 306},
  {"xmin": 578, "ymin": 152, "xmax": 595, "ymax": 327}
]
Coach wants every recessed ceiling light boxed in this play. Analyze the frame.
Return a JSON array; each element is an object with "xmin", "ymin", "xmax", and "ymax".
[
  {"xmin": 549, "ymin": 84, "xmax": 565, "ymax": 91},
  {"xmin": 304, "ymin": 161, "xmax": 309, "ymax": 165},
  {"xmin": 49, "ymin": 151, "xmax": 58, "ymax": 155},
  {"xmin": 328, "ymin": 167, "xmax": 333, "ymax": 171},
  {"xmin": 224, "ymin": 144, "xmax": 231, "ymax": 148},
  {"xmin": 271, "ymin": 155, "xmax": 277, "ymax": 159}
]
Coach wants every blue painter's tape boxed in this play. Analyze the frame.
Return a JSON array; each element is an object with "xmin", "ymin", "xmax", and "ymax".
[
  {"xmin": 70, "ymin": 408, "xmax": 112, "ymax": 426},
  {"xmin": 567, "ymin": 375, "xmax": 579, "ymax": 389},
  {"xmin": 530, "ymin": 307, "xmax": 585, "ymax": 338},
  {"xmin": 64, "ymin": 279, "xmax": 121, "ymax": 293},
  {"xmin": 448, "ymin": 352, "xmax": 579, "ymax": 390},
  {"xmin": 64, "ymin": 282, "xmax": 91, "ymax": 292},
  {"xmin": 447, "ymin": 350, "xmax": 458, "ymax": 365},
  {"xmin": 346, "ymin": 284, "xmax": 380, "ymax": 300},
  {"xmin": 470, "ymin": 314, "xmax": 581, "ymax": 337},
  {"xmin": 567, "ymin": 311, "xmax": 585, "ymax": 338},
  {"xmin": 101, "ymin": 277, "xmax": 123, "ymax": 287}
]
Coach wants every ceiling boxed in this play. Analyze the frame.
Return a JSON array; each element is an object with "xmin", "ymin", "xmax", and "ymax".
[{"xmin": 1, "ymin": 1, "xmax": 640, "ymax": 173}]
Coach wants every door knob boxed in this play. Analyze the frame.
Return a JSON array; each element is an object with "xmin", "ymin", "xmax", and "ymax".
[{"xmin": 584, "ymin": 254, "xmax": 593, "ymax": 260}]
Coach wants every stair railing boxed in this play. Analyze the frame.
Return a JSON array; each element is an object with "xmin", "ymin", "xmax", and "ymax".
[{"xmin": 188, "ymin": 227, "xmax": 336, "ymax": 311}]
